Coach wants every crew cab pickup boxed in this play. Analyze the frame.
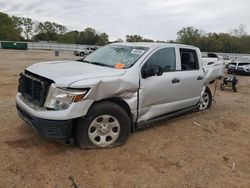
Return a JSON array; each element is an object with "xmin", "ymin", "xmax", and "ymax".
[{"xmin": 16, "ymin": 43, "xmax": 222, "ymax": 148}]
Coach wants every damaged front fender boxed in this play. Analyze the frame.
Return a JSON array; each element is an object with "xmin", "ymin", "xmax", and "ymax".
[{"xmin": 69, "ymin": 72, "xmax": 140, "ymax": 122}]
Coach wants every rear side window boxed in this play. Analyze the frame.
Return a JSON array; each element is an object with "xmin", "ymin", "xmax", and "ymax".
[
  {"xmin": 180, "ymin": 48, "xmax": 199, "ymax": 71},
  {"xmin": 145, "ymin": 48, "xmax": 176, "ymax": 72}
]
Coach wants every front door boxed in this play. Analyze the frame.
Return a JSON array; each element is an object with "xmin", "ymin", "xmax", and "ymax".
[{"xmin": 138, "ymin": 47, "xmax": 203, "ymax": 123}]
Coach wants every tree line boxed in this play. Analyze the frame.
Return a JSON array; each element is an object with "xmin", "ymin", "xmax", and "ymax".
[
  {"xmin": 1, "ymin": 11, "xmax": 250, "ymax": 53},
  {"xmin": 0, "ymin": 12, "xmax": 109, "ymax": 45},
  {"xmin": 176, "ymin": 25, "xmax": 250, "ymax": 54}
]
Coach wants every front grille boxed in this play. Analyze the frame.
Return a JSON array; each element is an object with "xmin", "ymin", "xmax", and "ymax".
[{"xmin": 18, "ymin": 71, "xmax": 53, "ymax": 107}]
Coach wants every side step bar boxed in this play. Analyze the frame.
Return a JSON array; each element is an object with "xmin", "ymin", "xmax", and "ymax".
[{"xmin": 136, "ymin": 106, "xmax": 197, "ymax": 130}]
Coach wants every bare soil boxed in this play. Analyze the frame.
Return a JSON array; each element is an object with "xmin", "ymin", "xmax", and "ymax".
[{"xmin": 0, "ymin": 49, "xmax": 249, "ymax": 188}]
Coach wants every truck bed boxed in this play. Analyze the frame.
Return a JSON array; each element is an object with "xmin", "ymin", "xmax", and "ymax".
[{"xmin": 202, "ymin": 57, "xmax": 224, "ymax": 84}]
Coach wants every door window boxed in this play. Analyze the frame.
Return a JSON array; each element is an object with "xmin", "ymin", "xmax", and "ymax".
[
  {"xmin": 180, "ymin": 49, "xmax": 199, "ymax": 70},
  {"xmin": 145, "ymin": 48, "xmax": 176, "ymax": 72}
]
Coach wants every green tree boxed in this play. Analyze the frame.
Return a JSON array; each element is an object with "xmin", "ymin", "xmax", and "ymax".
[
  {"xmin": 77, "ymin": 27, "xmax": 99, "ymax": 45},
  {"xmin": 126, "ymin": 35, "xmax": 143, "ymax": 42},
  {"xmin": 0, "ymin": 12, "xmax": 21, "ymax": 40},
  {"xmin": 177, "ymin": 26, "xmax": 200, "ymax": 45},
  {"xmin": 22, "ymin": 17, "xmax": 34, "ymax": 40},
  {"xmin": 96, "ymin": 32, "xmax": 109, "ymax": 45},
  {"xmin": 11, "ymin": 16, "xmax": 23, "ymax": 34},
  {"xmin": 126, "ymin": 35, "xmax": 154, "ymax": 42},
  {"xmin": 36, "ymin": 22, "xmax": 55, "ymax": 33},
  {"xmin": 34, "ymin": 21, "xmax": 67, "ymax": 41},
  {"xmin": 59, "ymin": 31, "xmax": 79, "ymax": 43},
  {"xmin": 83, "ymin": 27, "xmax": 99, "ymax": 44},
  {"xmin": 53, "ymin": 23, "xmax": 66, "ymax": 35},
  {"xmin": 11, "ymin": 16, "xmax": 34, "ymax": 40}
]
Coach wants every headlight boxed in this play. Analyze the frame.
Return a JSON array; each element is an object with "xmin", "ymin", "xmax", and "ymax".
[{"xmin": 44, "ymin": 84, "xmax": 88, "ymax": 110}]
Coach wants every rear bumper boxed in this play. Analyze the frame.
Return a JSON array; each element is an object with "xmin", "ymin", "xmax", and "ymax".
[{"xmin": 17, "ymin": 104, "xmax": 73, "ymax": 143}]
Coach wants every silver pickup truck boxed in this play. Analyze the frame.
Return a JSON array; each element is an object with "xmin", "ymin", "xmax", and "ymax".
[{"xmin": 16, "ymin": 43, "xmax": 223, "ymax": 148}]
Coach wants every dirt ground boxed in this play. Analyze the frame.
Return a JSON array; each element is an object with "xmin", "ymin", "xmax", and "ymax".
[{"xmin": 0, "ymin": 49, "xmax": 249, "ymax": 188}]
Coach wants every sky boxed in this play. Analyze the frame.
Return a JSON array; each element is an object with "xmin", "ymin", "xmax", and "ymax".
[{"xmin": 0, "ymin": 0, "xmax": 250, "ymax": 41}]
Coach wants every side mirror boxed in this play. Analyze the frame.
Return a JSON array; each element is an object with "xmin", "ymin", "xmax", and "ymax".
[{"xmin": 141, "ymin": 65, "xmax": 163, "ymax": 78}]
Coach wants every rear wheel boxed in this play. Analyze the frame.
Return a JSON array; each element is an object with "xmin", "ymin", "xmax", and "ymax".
[
  {"xmin": 80, "ymin": 52, "xmax": 84, "ymax": 56},
  {"xmin": 75, "ymin": 102, "xmax": 130, "ymax": 149},
  {"xmin": 198, "ymin": 87, "xmax": 212, "ymax": 111}
]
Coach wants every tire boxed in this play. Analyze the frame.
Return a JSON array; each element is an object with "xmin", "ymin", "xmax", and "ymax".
[
  {"xmin": 198, "ymin": 87, "xmax": 212, "ymax": 111},
  {"xmin": 75, "ymin": 102, "xmax": 130, "ymax": 149},
  {"xmin": 220, "ymin": 83, "xmax": 225, "ymax": 91},
  {"xmin": 80, "ymin": 52, "xmax": 84, "ymax": 56}
]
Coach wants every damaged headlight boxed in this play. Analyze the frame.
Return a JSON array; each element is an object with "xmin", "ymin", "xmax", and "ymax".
[{"xmin": 44, "ymin": 84, "xmax": 88, "ymax": 110}]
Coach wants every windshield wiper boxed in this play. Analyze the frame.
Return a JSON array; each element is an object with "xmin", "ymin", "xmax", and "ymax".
[
  {"xmin": 77, "ymin": 59, "xmax": 91, "ymax": 63},
  {"xmin": 90, "ymin": 62, "xmax": 113, "ymax": 67},
  {"xmin": 77, "ymin": 59, "xmax": 112, "ymax": 67}
]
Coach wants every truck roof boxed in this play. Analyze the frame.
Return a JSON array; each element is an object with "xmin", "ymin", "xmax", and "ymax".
[{"xmin": 108, "ymin": 42, "xmax": 198, "ymax": 50}]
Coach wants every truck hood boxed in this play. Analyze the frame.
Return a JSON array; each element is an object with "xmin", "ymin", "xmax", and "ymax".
[{"xmin": 26, "ymin": 60, "xmax": 126, "ymax": 86}]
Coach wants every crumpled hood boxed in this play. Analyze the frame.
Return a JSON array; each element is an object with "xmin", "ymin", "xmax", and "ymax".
[{"xmin": 26, "ymin": 60, "xmax": 126, "ymax": 87}]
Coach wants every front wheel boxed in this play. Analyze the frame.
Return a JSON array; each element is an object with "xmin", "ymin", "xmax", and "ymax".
[
  {"xmin": 75, "ymin": 102, "xmax": 130, "ymax": 149},
  {"xmin": 198, "ymin": 87, "xmax": 212, "ymax": 111}
]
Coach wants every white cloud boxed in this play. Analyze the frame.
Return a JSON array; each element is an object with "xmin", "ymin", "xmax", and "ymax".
[{"xmin": 0, "ymin": 0, "xmax": 249, "ymax": 41}]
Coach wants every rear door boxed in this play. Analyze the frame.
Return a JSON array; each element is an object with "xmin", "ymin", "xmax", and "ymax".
[{"xmin": 177, "ymin": 48, "xmax": 204, "ymax": 102}]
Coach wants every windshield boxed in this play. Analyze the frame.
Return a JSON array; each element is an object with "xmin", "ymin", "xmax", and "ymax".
[{"xmin": 80, "ymin": 45, "xmax": 148, "ymax": 68}]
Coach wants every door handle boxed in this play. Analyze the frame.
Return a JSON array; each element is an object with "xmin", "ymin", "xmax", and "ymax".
[
  {"xmin": 172, "ymin": 78, "xmax": 180, "ymax": 84},
  {"xmin": 197, "ymin": 76, "xmax": 203, "ymax": 80}
]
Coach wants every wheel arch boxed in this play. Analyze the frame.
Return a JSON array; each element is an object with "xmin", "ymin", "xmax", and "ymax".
[
  {"xmin": 93, "ymin": 97, "xmax": 135, "ymax": 132},
  {"xmin": 72, "ymin": 97, "xmax": 134, "ymax": 139},
  {"xmin": 92, "ymin": 97, "xmax": 132, "ymax": 118}
]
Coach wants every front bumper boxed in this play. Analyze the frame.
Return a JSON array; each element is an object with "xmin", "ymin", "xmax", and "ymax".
[
  {"xmin": 16, "ymin": 93, "xmax": 93, "ymax": 120},
  {"xmin": 17, "ymin": 104, "xmax": 73, "ymax": 143},
  {"xmin": 16, "ymin": 93, "xmax": 94, "ymax": 143}
]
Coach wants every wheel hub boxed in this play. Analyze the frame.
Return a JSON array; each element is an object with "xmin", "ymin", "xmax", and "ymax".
[
  {"xmin": 98, "ymin": 123, "xmax": 111, "ymax": 134},
  {"xmin": 88, "ymin": 115, "xmax": 120, "ymax": 147},
  {"xmin": 198, "ymin": 91, "xmax": 210, "ymax": 110}
]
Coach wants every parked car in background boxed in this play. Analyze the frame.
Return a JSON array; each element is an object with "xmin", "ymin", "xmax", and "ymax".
[
  {"xmin": 16, "ymin": 43, "xmax": 223, "ymax": 149},
  {"xmin": 74, "ymin": 47, "xmax": 97, "ymax": 56},
  {"xmin": 228, "ymin": 58, "xmax": 250, "ymax": 75}
]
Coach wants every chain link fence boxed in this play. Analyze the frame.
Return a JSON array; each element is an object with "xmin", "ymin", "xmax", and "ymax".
[
  {"xmin": 0, "ymin": 41, "xmax": 98, "ymax": 51},
  {"xmin": 1, "ymin": 41, "xmax": 250, "ymax": 59}
]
